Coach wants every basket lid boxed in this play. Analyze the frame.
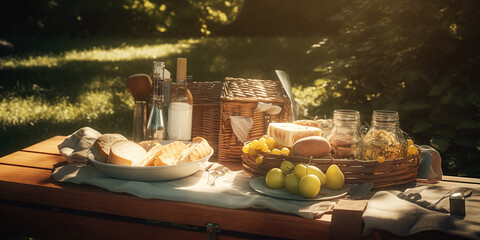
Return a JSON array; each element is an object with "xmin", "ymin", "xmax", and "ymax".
[{"xmin": 221, "ymin": 77, "xmax": 287, "ymax": 103}]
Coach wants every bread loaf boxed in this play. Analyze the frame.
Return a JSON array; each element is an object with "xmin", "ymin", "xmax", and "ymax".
[
  {"xmin": 107, "ymin": 140, "xmax": 147, "ymax": 166},
  {"xmin": 291, "ymin": 136, "xmax": 332, "ymax": 157},
  {"xmin": 154, "ymin": 141, "xmax": 187, "ymax": 166},
  {"xmin": 92, "ymin": 134, "xmax": 128, "ymax": 162}
]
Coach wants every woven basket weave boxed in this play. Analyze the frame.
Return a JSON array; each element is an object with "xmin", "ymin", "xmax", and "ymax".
[
  {"xmin": 218, "ymin": 77, "xmax": 293, "ymax": 163},
  {"xmin": 189, "ymin": 81, "xmax": 223, "ymax": 159},
  {"xmin": 242, "ymin": 149, "xmax": 421, "ymax": 189}
]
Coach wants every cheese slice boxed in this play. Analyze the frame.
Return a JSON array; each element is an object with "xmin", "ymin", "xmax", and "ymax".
[
  {"xmin": 107, "ymin": 140, "xmax": 147, "ymax": 166},
  {"xmin": 267, "ymin": 122, "xmax": 322, "ymax": 148}
]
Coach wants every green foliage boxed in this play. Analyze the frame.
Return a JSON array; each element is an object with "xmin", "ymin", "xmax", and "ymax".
[
  {"xmin": 305, "ymin": 0, "xmax": 480, "ymax": 176},
  {"xmin": 0, "ymin": 0, "xmax": 243, "ymax": 38}
]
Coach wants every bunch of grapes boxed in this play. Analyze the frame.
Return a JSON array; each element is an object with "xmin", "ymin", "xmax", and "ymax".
[{"xmin": 242, "ymin": 135, "xmax": 291, "ymax": 164}]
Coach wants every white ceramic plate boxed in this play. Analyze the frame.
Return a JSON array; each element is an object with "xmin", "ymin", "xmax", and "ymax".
[
  {"xmin": 87, "ymin": 147, "xmax": 213, "ymax": 182},
  {"xmin": 250, "ymin": 176, "xmax": 349, "ymax": 201}
]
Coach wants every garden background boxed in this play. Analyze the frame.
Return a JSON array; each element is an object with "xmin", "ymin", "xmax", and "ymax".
[{"xmin": 1, "ymin": 0, "xmax": 479, "ymax": 177}]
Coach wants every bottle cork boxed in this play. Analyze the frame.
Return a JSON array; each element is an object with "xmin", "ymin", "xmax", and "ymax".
[{"xmin": 176, "ymin": 58, "xmax": 187, "ymax": 81}]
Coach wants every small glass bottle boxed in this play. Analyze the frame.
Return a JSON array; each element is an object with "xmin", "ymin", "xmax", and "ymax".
[
  {"xmin": 167, "ymin": 58, "xmax": 193, "ymax": 140},
  {"xmin": 360, "ymin": 110, "xmax": 408, "ymax": 161},
  {"xmin": 146, "ymin": 61, "xmax": 167, "ymax": 140},
  {"xmin": 327, "ymin": 109, "xmax": 362, "ymax": 159}
]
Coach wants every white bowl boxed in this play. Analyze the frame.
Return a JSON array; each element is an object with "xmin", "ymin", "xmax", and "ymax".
[{"xmin": 87, "ymin": 147, "xmax": 213, "ymax": 181}]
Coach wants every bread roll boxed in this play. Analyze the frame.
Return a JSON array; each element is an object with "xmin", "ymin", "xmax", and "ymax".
[
  {"xmin": 291, "ymin": 136, "xmax": 332, "ymax": 157},
  {"xmin": 92, "ymin": 134, "xmax": 127, "ymax": 162},
  {"xmin": 175, "ymin": 137, "xmax": 212, "ymax": 164},
  {"xmin": 107, "ymin": 140, "xmax": 147, "ymax": 166},
  {"xmin": 154, "ymin": 141, "xmax": 187, "ymax": 166}
]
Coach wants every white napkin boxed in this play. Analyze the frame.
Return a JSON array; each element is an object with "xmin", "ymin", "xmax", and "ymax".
[
  {"xmin": 363, "ymin": 183, "xmax": 480, "ymax": 239},
  {"xmin": 51, "ymin": 162, "xmax": 335, "ymax": 219},
  {"xmin": 57, "ymin": 127, "xmax": 101, "ymax": 164},
  {"xmin": 229, "ymin": 116, "xmax": 253, "ymax": 143}
]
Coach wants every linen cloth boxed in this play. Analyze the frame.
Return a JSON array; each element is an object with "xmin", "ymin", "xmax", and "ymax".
[
  {"xmin": 363, "ymin": 183, "xmax": 480, "ymax": 239},
  {"xmin": 53, "ymin": 127, "xmax": 336, "ymax": 219}
]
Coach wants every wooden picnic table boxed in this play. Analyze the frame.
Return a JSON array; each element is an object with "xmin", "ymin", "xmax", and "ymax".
[{"xmin": 0, "ymin": 136, "xmax": 478, "ymax": 240}]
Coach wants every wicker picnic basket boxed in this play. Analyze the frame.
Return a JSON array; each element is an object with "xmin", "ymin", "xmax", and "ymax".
[
  {"xmin": 242, "ymin": 149, "xmax": 421, "ymax": 189},
  {"xmin": 218, "ymin": 77, "xmax": 293, "ymax": 163},
  {"xmin": 189, "ymin": 81, "xmax": 223, "ymax": 159}
]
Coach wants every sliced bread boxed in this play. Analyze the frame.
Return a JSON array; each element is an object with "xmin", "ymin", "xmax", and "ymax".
[
  {"xmin": 175, "ymin": 137, "xmax": 212, "ymax": 165},
  {"xmin": 154, "ymin": 141, "xmax": 187, "ymax": 166},
  {"xmin": 137, "ymin": 144, "xmax": 164, "ymax": 166},
  {"xmin": 107, "ymin": 140, "xmax": 147, "ymax": 166},
  {"xmin": 138, "ymin": 140, "xmax": 161, "ymax": 152},
  {"xmin": 92, "ymin": 134, "xmax": 127, "ymax": 162}
]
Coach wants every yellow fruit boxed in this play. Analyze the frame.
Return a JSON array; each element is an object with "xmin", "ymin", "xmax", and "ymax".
[
  {"xmin": 266, "ymin": 137, "xmax": 276, "ymax": 150},
  {"xmin": 285, "ymin": 173, "xmax": 300, "ymax": 195},
  {"xmin": 255, "ymin": 155, "xmax": 264, "ymax": 164},
  {"xmin": 407, "ymin": 139, "xmax": 414, "ymax": 146},
  {"xmin": 260, "ymin": 143, "xmax": 269, "ymax": 152},
  {"xmin": 306, "ymin": 165, "xmax": 326, "ymax": 186},
  {"xmin": 258, "ymin": 137, "xmax": 266, "ymax": 145},
  {"xmin": 325, "ymin": 164, "xmax": 345, "ymax": 190},
  {"xmin": 271, "ymin": 148, "xmax": 282, "ymax": 155},
  {"xmin": 248, "ymin": 147, "xmax": 258, "ymax": 156},
  {"xmin": 281, "ymin": 147, "xmax": 291, "ymax": 156},
  {"xmin": 265, "ymin": 168, "xmax": 284, "ymax": 189},
  {"xmin": 242, "ymin": 145, "xmax": 249, "ymax": 154},
  {"xmin": 280, "ymin": 160, "xmax": 295, "ymax": 173},
  {"xmin": 408, "ymin": 145, "xmax": 418, "ymax": 155},
  {"xmin": 250, "ymin": 140, "xmax": 259, "ymax": 150},
  {"xmin": 299, "ymin": 174, "xmax": 321, "ymax": 199},
  {"xmin": 294, "ymin": 164, "xmax": 307, "ymax": 179},
  {"xmin": 377, "ymin": 156, "xmax": 385, "ymax": 163}
]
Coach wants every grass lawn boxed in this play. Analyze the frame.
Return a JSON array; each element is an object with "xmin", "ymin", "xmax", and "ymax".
[{"xmin": 0, "ymin": 36, "xmax": 324, "ymax": 157}]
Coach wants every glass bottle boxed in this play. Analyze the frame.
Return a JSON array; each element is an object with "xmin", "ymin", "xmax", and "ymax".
[
  {"xmin": 360, "ymin": 110, "xmax": 408, "ymax": 161},
  {"xmin": 326, "ymin": 109, "xmax": 362, "ymax": 159},
  {"xmin": 167, "ymin": 58, "xmax": 193, "ymax": 140},
  {"xmin": 146, "ymin": 61, "xmax": 167, "ymax": 140}
]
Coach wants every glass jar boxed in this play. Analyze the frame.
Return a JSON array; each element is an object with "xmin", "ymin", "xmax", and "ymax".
[
  {"xmin": 326, "ymin": 109, "xmax": 362, "ymax": 159},
  {"xmin": 360, "ymin": 110, "xmax": 408, "ymax": 161}
]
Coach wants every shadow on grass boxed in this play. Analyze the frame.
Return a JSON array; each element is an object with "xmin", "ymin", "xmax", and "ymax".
[{"xmin": 0, "ymin": 37, "xmax": 323, "ymax": 156}]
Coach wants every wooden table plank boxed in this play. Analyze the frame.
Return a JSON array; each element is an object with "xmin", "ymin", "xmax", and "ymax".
[
  {"xmin": 22, "ymin": 135, "xmax": 64, "ymax": 155},
  {"xmin": 0, "ymin": 164, "xmax": 331, "ymax": 240},
  {"xmin": 1, "ymin": 203, "xmax": 224, "ymax": 240},
  {"xmin": 0, "ymin": 151, "xmax": 64, "ymax": 170},
  {"xmin": 442, "ymin": 175, "xmax": 480, "ymax": 184}
]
